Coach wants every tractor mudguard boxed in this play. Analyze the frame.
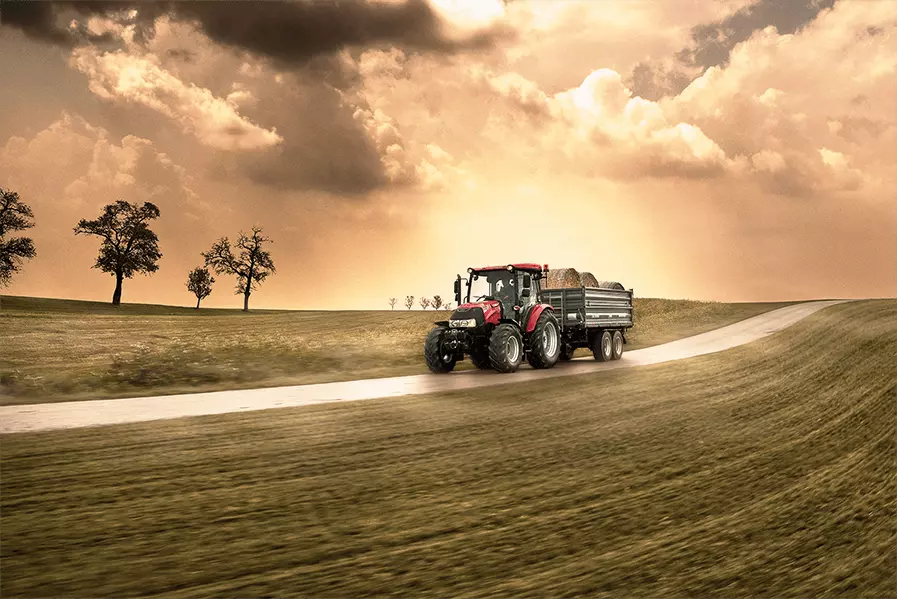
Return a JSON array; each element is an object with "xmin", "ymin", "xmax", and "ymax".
[{"xmin": 524, "ymin": 304, "xmax": 553, "ymax": 333}]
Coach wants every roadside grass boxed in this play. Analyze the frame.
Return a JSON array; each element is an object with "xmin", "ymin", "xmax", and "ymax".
[
  {"xmin": 2, "ymin": 300, "xmax": 894, "ymax": 598},
  {"xmin": 2, "ymin": 295, "xmax": 796, "ymax": 404}
]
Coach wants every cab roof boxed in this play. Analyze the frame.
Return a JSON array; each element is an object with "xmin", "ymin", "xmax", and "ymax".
[{"xmin": 472, "ymin": 263, "xmax": 545, "ymax": 273}]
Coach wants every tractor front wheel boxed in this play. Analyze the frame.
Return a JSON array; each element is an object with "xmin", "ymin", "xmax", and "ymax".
[
  {"xmin": 424, "ymin": 326, "xmax": 456, "ymax": 373},
  {"xmin": 489, "ymin": 323, "xmax": 524, "ymax": 373},
  {"xmin": 469, "ymin": 346, "xmax": 492, "ymax": 370},
  {"xmin": 526, "ymin": 311, "xmax": 561, "ymax": 369}
]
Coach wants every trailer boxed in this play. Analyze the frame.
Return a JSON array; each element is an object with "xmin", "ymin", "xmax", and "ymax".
[{"xmin": 540, "ymin": 283, "xmax": 634, "ymax": 361}]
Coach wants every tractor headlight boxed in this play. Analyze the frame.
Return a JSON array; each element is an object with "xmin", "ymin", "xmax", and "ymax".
[{"xmin": 449, "ymin": 318, "xmax": 477, "ymax": 328}]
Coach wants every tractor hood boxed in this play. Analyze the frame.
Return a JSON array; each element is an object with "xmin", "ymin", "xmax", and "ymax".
[{"xmin": 450, "ymin": 300, "xmax": 501, "ymax": 327}]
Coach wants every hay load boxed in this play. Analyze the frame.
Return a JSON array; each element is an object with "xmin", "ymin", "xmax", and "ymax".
[
  {"xmin": 545, "ymin": 268, "xmax": 625, "ymax": 289},
  {"xmin": 546, "ymin": 268, "xmax": 581, "ymax": 288},
  {"xmin": 579, "ymin": 271, "xmax": 600, "ymax": 288}
]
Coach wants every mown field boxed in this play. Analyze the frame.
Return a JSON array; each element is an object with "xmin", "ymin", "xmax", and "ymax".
[
  {"xmin": 2, "ymin": 300, "xmax": 894, "ymax": 597},
  {"xmin": 0, "ymin": 295, "xmax": 796, "ymax": 404}
]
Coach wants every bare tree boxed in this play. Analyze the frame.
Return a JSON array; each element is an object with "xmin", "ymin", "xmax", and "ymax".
[
  {"xmin": 405, "ymin": 295, "xmax": 414, "ymax": 310},
  {"xmin": 431, "ymin": 295, "xmax": 443, "ymax": 310},
  {"xmin": 202, "ymin": 226, "xmax": 275, "ymax": 312},
  {"xmin": 0, "ymin": 188, "xmax": 36, "ymax": 289},
  {"xmin": 186, "ymin": 266, "xmax": 215, "ymax": 309},
  {"xmin": 388, "ymin": 297, "xmax": 397, "ymax": 310},
  {"xmin": 73, "ymin": 200, "xmax": 161, "ymax": 305},
  {"xmin": 419, "ymin": 296, "xmax": 431, "ymax": 310}
]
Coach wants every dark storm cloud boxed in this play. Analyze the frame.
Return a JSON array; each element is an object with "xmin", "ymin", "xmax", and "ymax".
[
  {"xmin": 213, "ymin": 80, "xmax": 388, "ymax": 195},
  {"xmin": 630, "ymin": 0, "xmax": 837, "ymax": 100},
  {"xmin": 0, "ymin": 0, "xmax": 510, "ymax": 62},
  {"xmin": 677, "ymin": 0, "xmax": 837, "ymax": 69},
  {"xmin": 0, "ymin": 1, "xmax": 161, "ymax": 45},
  {"xmin": 0, "ymin": 1, "xmax": 70, "ymax": 45}
]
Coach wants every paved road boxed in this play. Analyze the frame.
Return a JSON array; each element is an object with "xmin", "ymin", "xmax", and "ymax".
[{"xmin": 0, "ymin": 301, "xmax": 846, "ymax": 434}]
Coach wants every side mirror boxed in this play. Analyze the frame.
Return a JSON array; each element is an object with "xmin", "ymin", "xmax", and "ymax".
[
  {"xmin": 523, "ymin": 274, "xmax": 531, "ymax": 289},
  {"xmin": 454, "ymin": 277, "xmax": 462, "ymax": 304}
]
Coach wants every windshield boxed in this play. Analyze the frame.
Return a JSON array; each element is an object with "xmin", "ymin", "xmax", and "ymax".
[{"xmin": 467, "ymin": 270, "xmax": 517, "ymax": 305}]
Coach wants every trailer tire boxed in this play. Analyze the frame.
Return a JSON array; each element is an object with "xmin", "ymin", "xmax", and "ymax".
[
  {"xmin": 612, "ymin": 330, "xmax": 624, "ymax": 360},
  {"xmin": 526, "ymin": 311, "xmax": 561, "ymax": 369},
  {"xmin": 425, "ymin": 326, "xmax": 456, "ymax": 373},
  {"xmin": 592, "ymin": 330, "xmax": 613, "ymax": 362},
  {"xmin": 489, "ymin": 323, "xmax": 524, "ymax": 373},
  {"xmin": 469, "ymin": 346, "xmax": 491, "ymax": 370}
]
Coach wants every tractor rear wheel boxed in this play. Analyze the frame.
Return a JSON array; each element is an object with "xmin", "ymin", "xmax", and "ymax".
[
  {"xmin": 489, "ymin": 323, "xmax": 524, "ymax": 373},
  {"xmin": 425, "ymin": 326, "xmax": 456, "ymax": 373},
  {"xmin": 592, "ymin": 330, "xmax": 613, "ymax": 362},
  {"xmin": 612, "ymin": 330, "xmax": 624, "ymax": 360},
  {"xmin": 559, "ymin": 344, "xmax": 574, "ymax": 361},
  {"xmin": 526, "ymin": 311, "xmax": 561, "ymax": 369}
]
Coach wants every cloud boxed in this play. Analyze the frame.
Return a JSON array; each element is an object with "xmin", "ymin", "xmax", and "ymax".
[
  {"xmin": 0, "ymin": 112, "xmax": 202, "ymax": 212},
  {"xmin": 472, "ymin": 66, "xmax": 733, "ymax": 180},
  {"xmin": 5, "ymin": 7, "xmax": 464, "ymax": 194},
  {"xmin": 0, "ymin": 0, "xmax": 514, "ymax": 61},
  {"xmin": 460, "ymin": 0, "xmax": 895, "ymax": 195},
  {"xmin": 630, "ymin": 0, "xmax": 838, "ymax": 99},
  {"xmin": 69, "ymin": 45, "xmax": 283, "ymax": 151},
  {"xmin": 678, "ymin": 0, "xmax": 837, "ymax": 69},
  {"xmin": 667, "ymin": 0, "xmax": 897, "ymax": 195}
]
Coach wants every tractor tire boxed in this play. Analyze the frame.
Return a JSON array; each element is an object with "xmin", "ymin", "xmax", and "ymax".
[
  {"xmin": 612, "ymin": 330, "xmax": 624, "ymax": 360},
  {"xmin": 592, "ymin": 330, "xmax": 613, "ymax": 362},
  {"xmin": 469, "ymin": 346, "xmax": 492, "ymax": 370},
  {"xmin": 424, "ymin": 326, "xmax": 456, "ymax": 373},
  {"xmin": 489, "ymin": 323, "xmax": 524, "ymax": 373},
  {"xmin": 526, "ymin": 311, "xmax": 561, "ymax": 369},
  {"xmin": 559, "ymin": 344, "xmax": 574, "ymax": 361}
]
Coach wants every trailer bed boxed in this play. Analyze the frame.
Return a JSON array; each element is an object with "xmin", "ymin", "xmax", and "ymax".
[{"xmin": 540, "ymin": 286, "xmax": 634, "ymax": 331}]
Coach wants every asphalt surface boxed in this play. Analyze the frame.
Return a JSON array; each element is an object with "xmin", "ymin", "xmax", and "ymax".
[{"xmin": 0, "ymin": 300, "xmax": 846, "ymax": 434}]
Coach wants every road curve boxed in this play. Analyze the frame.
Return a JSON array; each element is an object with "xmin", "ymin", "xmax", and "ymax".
[{"xmin": 0, "ymin": 300, "xmax": 846, "ymax": 434}]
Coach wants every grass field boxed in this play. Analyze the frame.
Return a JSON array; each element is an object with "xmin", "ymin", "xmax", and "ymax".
[
  {"xmin": 2, "ymin": 300, "xmax": 894, "ymax": 597},
  {"xmin": 0, "ymin": 295, "xmax": 797, "ymax": 404}
]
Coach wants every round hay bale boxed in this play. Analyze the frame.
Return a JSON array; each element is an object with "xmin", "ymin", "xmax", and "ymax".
[
  {"xmin": 546, "ymin": 268, "xmax": 581, "ymax": 288},
  {"xmin": 596, "ymin": 280, "xmax": 625, "ymax": 290},
  {"xmin": 579, "ymin": 271, "xmax": 600, "ymax": 288}
]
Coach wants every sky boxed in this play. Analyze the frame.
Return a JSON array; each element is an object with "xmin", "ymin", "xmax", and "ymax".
[{"xmin": 1, "ymin": 0, "xmax": 895, "ymax": 310}]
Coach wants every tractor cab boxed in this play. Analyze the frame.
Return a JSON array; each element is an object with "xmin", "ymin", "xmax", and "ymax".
[{"xmin": 453, "ymin": 263, "xmax": 546, "ymax": 324}]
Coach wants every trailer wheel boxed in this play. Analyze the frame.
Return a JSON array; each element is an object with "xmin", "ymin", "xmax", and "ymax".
[
  {"xmin": 489, "ymin": 323, "xmax": 524, "ymax": 373},
  {"xmin": 612, "ymin": 330, "xmax": 624, "ymax": 360},
  {"xmin": 469, "ymin": 346, "xmax": 491, "ymax": 370},
  {"xmin": 424, "ymin": 326, "xmax": 456, "ymax": 373},
  {"xmin": 592, "ymin": 330, "xmax": 613, "ymax": 362},
  {"xmin": 526, "ymin": 311, "xmax": 561, "ymax": 369}
]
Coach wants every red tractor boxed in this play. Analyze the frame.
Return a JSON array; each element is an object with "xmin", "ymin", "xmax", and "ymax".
[{"xmin": 424, "ymin": 263, "xmax": 561, "ymax": 373}]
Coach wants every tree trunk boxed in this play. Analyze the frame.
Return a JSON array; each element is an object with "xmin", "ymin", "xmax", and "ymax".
[
  {"xmin": 196, "ymin": 296, "xmax": 201, "ymax": 309},
  {"xmin": 112, "ymin": 272, "xmax": 123, "ymax": 305},
  {"xmin": 243, "ymin": 290, "xmax": 250, "ymax": 312}
]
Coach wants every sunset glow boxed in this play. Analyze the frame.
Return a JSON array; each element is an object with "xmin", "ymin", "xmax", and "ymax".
[{"xmin": 1, "ymin": 0, "xmax": 894, "ymax": 309}]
